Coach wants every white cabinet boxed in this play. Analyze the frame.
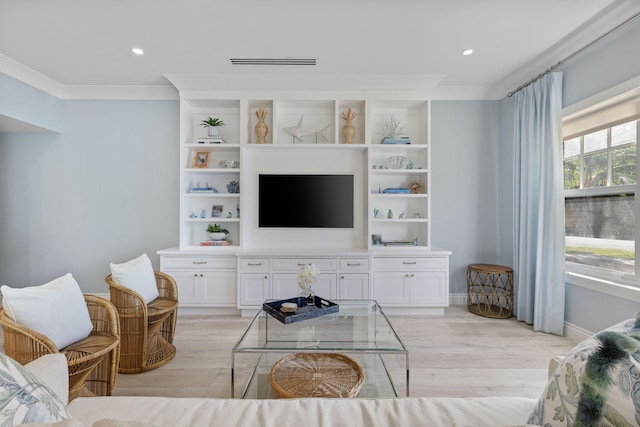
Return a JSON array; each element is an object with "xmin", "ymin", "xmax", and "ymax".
[
  {"xmin": 339, "ymin": 274, "xmax": 369, "ymax": 299},
  {"xmin": 372, "ymin": 253, "xmax": 450, "ymax": 313},
  {"xmin": 159, "ymin": 253, "xmax": 236, "ymax": 308},
  {"xmin": 237, "ymin": 253, "xmax": 370, "ymax": 314},
  {"xmin": 238, "ymin": 273, "xmax": 270, "ymax": 307}
]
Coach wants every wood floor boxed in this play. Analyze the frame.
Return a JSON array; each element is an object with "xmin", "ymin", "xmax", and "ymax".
[{"xmin": 111, "ymin": 306, "xmax": 579, "ymax": 400}]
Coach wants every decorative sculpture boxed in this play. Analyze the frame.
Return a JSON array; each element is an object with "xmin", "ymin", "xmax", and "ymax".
[
  {"xmin": 341, "ymin": 107, "xmax": 357, "ymax": 144},
  {"xmin": 283, "ymin": 115, "xmax": 329, "ymax": 144},
  {"xmin": 255, "ymin": 108, "xmax": 269, "ymax": 144}
]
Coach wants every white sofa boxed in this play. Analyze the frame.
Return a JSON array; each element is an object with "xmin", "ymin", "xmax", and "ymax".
[{"xmin": 15, "ymin": 353, "xmax": 544, "ymax": 427}]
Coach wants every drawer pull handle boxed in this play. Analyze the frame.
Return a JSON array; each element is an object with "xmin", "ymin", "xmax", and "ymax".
[
  {"xmin": 193, "ymin": 261, "xmax": 207, "ymax": 265},
  {"xmin": 347, "ymin": 263, "xmax": 361, "ymax": 267},
  {"xmin": 248, "ymin": 262, "xmax": 263, "ymax": 266},
  {"xmin": 403, "ymin": 261, "xmax": 417, "ymax": 265}
]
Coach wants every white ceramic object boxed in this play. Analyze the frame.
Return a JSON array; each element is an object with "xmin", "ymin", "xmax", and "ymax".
[
  {"xmin": 386, "ymin": 156, "xmax": 409, "ymax": 169},
  {"xmin": 219, "ymin": 160, "xmax": 239, "ymax": 168},
  {"xmin": 208, "ymin": 232, "xmax": 227, "ymax": 241}
]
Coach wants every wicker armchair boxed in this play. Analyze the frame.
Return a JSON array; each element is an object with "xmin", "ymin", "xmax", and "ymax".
[
  {"xmin": 0, "ymin": 295, "xmax": 120, "ymax": 401},
  {"xmin": 105, "ymin": 271, "xmax": 178, "ymax": 374}
]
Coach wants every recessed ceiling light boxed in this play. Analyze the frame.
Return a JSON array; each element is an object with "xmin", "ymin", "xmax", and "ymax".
[
  {"xmin": 462, "ymin": 49, "xmax": 474, "ymax": 56},
  {"xmin": 130, "ymin": 47, "xmax": 144, "ymax": 56}
]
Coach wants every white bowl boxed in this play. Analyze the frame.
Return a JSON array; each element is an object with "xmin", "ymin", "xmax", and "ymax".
[
  {"xmin": 219, "ymin": 160, "xmax": 239, "ymax": 168},
  {"xmin": 208, "ymin": 232, "xmax": 227, "ymax": 241},
  {"xmin": 386, "ymin": 156, "xmax": 409, "ymax": 169}
]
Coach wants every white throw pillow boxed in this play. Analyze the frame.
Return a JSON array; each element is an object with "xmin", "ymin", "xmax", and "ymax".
[
  {"xmin": 109, "ymin": 253, "xmax": 159, "ymax": 303},
  {"xmin": 1, "ymin": 273, "xmax": 93, "ymax": 350},
  {"xmin": 0, "ymin": 351, "xmax": 71, "ymax": 425}
]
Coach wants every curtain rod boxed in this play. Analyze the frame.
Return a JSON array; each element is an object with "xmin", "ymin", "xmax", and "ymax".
[{"xmin": 507, "ymin": 10, "xmax": 640, "ymax": 97}]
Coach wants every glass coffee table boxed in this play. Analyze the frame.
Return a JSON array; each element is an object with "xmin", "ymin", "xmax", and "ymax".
[{"xmin": 231, "ymin": 299, "xmax": 409, "ymax": 399}]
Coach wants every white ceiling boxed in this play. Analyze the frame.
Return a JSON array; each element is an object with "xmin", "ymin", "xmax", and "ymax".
[{"xmin": 0, "ymin": 0, "xmax": 639, "ymax": 101}]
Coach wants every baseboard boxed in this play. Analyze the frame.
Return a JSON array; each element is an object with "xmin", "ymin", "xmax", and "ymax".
[
  {"xmin": 449, "ymin": 293, "xmax": 467, "ymax": 306},
  {"xmin": 563, "ymin": 321, "xmax": 593, "ymax": 342}
]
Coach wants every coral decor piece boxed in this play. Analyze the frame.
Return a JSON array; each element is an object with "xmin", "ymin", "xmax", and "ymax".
[{"xmin": 382, "ymin": 115, "xmax": 406, "ymax": 139}]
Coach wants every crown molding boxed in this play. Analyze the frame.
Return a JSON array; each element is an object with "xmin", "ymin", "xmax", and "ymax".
[
  {"xmin": 0, "ymin": 53, "xmax": 63, "ymax": 98},
  {"xmin": 494, "ymin": 0, "xmax": 640, "ymax": 99},
  {"xmin": 61, "ymin": 85, "xmax": 178, "ymax": 100}
]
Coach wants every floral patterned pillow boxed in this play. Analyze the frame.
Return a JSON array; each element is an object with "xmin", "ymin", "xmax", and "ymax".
[
  {"xmin": 0, "ymin": 352, "xmax": 70, "ymax": 425},
  {"xmin": 527, "ymin": 313, "xmax": 640, "ymax": 426}
]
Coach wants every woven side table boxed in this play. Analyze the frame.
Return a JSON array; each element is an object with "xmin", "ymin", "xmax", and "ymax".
[
  {"xmin": 466, "ymin": 264, "xmax": 513, "ymax": 319},
  {"xmin": 270, "ymin": 353, "xmax": 364, "ymax": 398}
]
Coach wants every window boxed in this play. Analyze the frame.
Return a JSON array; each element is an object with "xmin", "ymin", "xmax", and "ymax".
[{"xmin": 563, "ymin": 88, "xmax": 639, "ymax": 287}]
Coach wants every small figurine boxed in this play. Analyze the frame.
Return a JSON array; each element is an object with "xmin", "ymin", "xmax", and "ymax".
[
  {"xmin": 189, "ymin": 212, "xmax": 197, "ymax": 218},
  {"xmin": 374, "ymin": 208, "xmax": 380, "ymax": 218},
  {"xmin": 200, "ymin": 209, "xmax": 206, "ymax": 218},
  {"xmin": 227, "ymin": 180, "xmax": 240, "ymax": 194},
  {"xmin": 236, "ymin": 203, "xmax": 240, "ymax": 218},
  {"xmin": 412, "ymin": 237, "xmax": 419, "ymax": 246},
  {"xmin": 399, "ymin": 211, "xmax": 405, "ymax": 219},
  {"xmin": 387, "ymin": 209, "xmax": 393, "ymax": 219},
  {"xmin": 413, "ymin": 212, "xmax": 422, "ymax": 219},
  {"xmin": 378, "ymin": 184, "xmax": 382, "ymax": 194},
  {"xmin": 226, "ymin": 211, "xmax": 233, "ymax": 218},
  {"xmin": 406, "ymin": 161, "xmax": 414, "ymax": 169}
]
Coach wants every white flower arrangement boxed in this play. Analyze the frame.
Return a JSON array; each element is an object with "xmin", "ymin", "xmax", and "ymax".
[{"xmin": 298, "ymin": 263, "xmax": 319, "ymax": 298}]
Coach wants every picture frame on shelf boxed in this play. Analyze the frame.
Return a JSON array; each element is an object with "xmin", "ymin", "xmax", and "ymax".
[
  {"xmin": 193, "ymin": 151, "xmax": 210, "ymax": 168},
  {"xmin": 211, "ymin": 205, "xmax": 224, "ymax": 217}
]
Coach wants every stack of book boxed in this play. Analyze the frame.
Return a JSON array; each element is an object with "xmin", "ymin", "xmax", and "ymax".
[
  {"xmin": 196, "ymin": 137, "xmax": 227, "ymax": 144},
  {"xmin": 200, "ymin": 240, "xmax": 232, "ymax": 246},
  {"xmin": 383, "ymin": 188, "xmax": 410, "ymax": 194},
  {"xmin": 381, "ymin": 137, "xmax": 411, "ymax": 144}
]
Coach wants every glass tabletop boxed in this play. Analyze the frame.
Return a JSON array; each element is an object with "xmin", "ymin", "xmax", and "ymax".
[{"xmin": 233, "ymin": 299, "xmax": 407, "ymax": 354}]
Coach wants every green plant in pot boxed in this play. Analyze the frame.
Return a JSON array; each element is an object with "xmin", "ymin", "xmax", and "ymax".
[
  {"xmin": 207, "ymin": 223, "xmax": 229, "ymax": 241},
  {"xmin": 200, "ymin": 117, "xmax": 226, "ymax": 137}
]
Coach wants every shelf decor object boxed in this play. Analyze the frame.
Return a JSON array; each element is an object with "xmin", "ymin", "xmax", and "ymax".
[
  {"xmin": 381, "ymin": 115, "xmax": 406, "ymax": 142},
  {"xmin": 408, "ymin": 180, "xmax": 425, "ymax": 194},
  {"xmin": 255, "ymin": 108, "xmax": 269, "ymax": 144},
  {"xmin": 283, "ymin": 115, "xmax": 329, "ymax": 144},
  {"xmin": 341, "ymin": 107, "xmax": 357, "ymax": 144},
  {"xmin": 200, "ymin": 117, "xmax": 225, "ymax": 137},
  {"xmin": 386, "ymin": 156, "xmax": 409, "ymax": 169},
  {"xmin": 192, "ymin": 151, "xmax": 210, "ymax": 168}
]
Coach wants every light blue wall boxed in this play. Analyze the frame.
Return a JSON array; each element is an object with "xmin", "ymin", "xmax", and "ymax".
[
  {"xmin": 0, "ymin": 98, "xmax": 179, "ymax": 293},
  {"xmin": 0, "ymin": 73, "xmax": 63, "ymax": 132},
  {"xmin": 431, "ymin": 100, "xmax": 501, "ymax": 296}
]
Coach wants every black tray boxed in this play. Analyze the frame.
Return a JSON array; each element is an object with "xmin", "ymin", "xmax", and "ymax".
[{"xmin": 263, "ymin": 296, "xmax": 339, "ymax": 324}]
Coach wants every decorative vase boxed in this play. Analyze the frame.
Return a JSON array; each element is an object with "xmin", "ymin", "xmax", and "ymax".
[
  {"xmin": 255, "ymin": 108, "xmax": 269, "ymax": 144},
  {"xmin": 340, "ymin": 107, "xmax": 357, "ymax": 144},
  {"xmin": 207, "ymin": 127, "xmax": 219, "ymax": 137}
]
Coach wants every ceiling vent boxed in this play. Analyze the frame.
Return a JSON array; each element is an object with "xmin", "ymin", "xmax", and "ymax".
[{"xmin": 228, "ymin": 58, "xmax": 316, "ymax": 66}]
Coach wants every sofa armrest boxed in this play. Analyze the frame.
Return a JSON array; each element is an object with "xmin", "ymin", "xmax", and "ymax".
[
  {"xmin": 548, "ymin": 356, "xmax": 564, "ymax": 379},
  {"xmin": 25, "ymin": 353, "xmax": 69, "ymax": 405}
]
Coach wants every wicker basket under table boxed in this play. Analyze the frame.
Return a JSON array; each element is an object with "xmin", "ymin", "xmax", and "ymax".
[{"xmin": 270, "ymin": 353, "xmax": 364, "ymax": 398}]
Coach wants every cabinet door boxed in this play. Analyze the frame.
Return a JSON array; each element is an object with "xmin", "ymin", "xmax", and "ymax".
[
  {"xmin": 339, "ymin": 274, "xmax": 369, "ymax": 299},
  {"xmin": 201, "ymin": 270, "xmax": 237, "ymax": 306},
  {"xmin": 166, "ymin": 270, "xmax": 202, "ymax": 305},
  {"xmin": 408, "ymin": 271, "xmax": 448, "ymax": 305},
  {"xmin": 239, "ymin": 273, "xmax": 270, "ymax": 306},
  {"xmin": 272, "ymin": 273, "xmax": 337, "ymax": 300},
  {"xmin": 372, "ymin": 272, "xmax": 409, "ymax": 304}
]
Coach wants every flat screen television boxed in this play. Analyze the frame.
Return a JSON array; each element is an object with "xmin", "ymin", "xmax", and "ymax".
[{"xmin": 258, "ymin": 174, "xmax": 354, "ymax": 228}]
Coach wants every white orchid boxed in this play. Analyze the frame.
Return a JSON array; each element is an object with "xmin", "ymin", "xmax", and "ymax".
[{"xmin": 298, "ymin": 264, "xmax": 319, "ymax": 298}]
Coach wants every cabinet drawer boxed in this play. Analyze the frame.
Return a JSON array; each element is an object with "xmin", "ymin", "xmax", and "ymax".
[
  {"xmin": 238, "ymin": 258, "xmax": 270, "ymax": 271},
  {"xmin": 272, "ymin": 258, "xmax": 337, "ymax": 271},
  {"xmin": 161, "ymin": 256, "xmax": 235, "ymax": 269},
  {"xmin": 373, "ymin": 256, "xmax": 448, "ymax": 270},
  {"xmin": 339, "ymin": 258, "xmax": 369, "ymax": 272}
]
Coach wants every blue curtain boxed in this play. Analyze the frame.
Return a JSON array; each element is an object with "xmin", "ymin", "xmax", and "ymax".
[{"xmin": 513, "ymin": 72, "xmax": 565, "ymax": 335}]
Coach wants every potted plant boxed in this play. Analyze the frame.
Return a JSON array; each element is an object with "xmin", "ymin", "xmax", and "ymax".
[
  {"xmin": 200, "ymin": 117, "xmax": 225, "ymax": 137},
  {"xmin": 207, "ymin": 223, "xmax": 229, "ymax": 241}
]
